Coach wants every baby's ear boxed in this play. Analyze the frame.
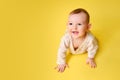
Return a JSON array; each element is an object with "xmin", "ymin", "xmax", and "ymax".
[{"xmin": 87, "ymin": 23, "xmax": 91, "ymax": 30}]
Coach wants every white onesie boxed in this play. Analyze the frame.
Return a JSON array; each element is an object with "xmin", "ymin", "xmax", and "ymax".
[{"xmin": 57, "ymin": 31, "xmax": 98, "ymax": 64}]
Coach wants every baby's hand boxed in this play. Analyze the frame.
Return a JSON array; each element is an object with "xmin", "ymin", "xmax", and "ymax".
[
  {"xmin": 86, "ymin": 57, "xmax": 96, "ymax": 68},
  {"xmin": 54, "ymin": 64, "xmax": 69, "ymax": 73}
]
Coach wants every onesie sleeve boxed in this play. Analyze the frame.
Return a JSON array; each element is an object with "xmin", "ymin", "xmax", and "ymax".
[
  {"xmin": 56, "ymin": 35, "xmax": 69, "ymax": 64},
  {"xmin": 87, "ymin": 38, "xmax": 98, "ymax": 58}
]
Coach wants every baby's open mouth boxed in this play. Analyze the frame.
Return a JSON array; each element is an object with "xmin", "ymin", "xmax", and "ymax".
[{"xmin": 72, "ymin": 31, "xmax": 79, "ymax": 34}]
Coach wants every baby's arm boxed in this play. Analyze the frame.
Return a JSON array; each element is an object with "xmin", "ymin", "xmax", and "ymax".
[
  {"xmin": 55, "ymin": 35, "xmax": 69, "ymax": 72},
  {"xmin": 87, "ymin": 38, "xmax": 98, "ymax": 68}
]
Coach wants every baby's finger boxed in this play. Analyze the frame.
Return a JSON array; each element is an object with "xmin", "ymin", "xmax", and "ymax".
[
  {"xmin": 54, "ymin": 66, "xmax": 57, "ymax": 69},
  {"xmin": 58, "ymin": 66, "xmax": 62, "ymax": 72},
  {"xmin": 61, "ymin": 66, "xmax": 65, "ymax": 72},
  {"xmin": 86, "ymin": 61, "xmax": 89, "ymax": 64},
  {"xmin": 91, "ymin": 63, "xmax": 96, "ymax": 68},
  {"xmin": 66, "ymin": 64, "xmax": 69, "ymax": 68},
  {"xmin": 93, "ymin": 64, "xmax": 95, "ymax": 67},
  {"xmin": 91, "ymin": 65, "xmax": 94, "ymax": 68},
  {"xmin": 58, "ymin": 68, "xmax": 61, "ymax": 72},
  {"xmin": 93, "ymin": 64, "xmax": 96, "ymax": 68},
  {"xmin": 60, "ymin": 68, "xmax": 64, "ymax": 73},
  {"xmin": 59, "ymin": 67, "xmax": 64, "ymax": 73}
]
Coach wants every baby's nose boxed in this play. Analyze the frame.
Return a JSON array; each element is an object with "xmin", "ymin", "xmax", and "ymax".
[{"xmin": 73, "ymin": 25, "xmax": 77, "ymax": 29}]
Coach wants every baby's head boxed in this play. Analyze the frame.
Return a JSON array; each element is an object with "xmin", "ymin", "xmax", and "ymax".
[{"xmin": 67, "ymin": 8, "xmax": 91, "ymax": 39}]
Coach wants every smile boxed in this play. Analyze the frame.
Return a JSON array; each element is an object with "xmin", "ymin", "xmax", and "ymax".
[{"xmin": 72, "ymin": 31, "xmax": 79, "ymax": 34}]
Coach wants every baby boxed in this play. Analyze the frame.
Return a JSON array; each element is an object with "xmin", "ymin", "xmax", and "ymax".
[{"xmin": 55, "ymin": 8, "xmax": 98, "ymax": 72}]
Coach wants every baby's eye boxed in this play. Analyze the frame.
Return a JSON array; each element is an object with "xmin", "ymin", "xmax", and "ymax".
[
  {"xmin": 69, "ymin": 23, "xmax": 73, "ymax": 25},
  {"xmin": 78, "ymin": 23, "xmax": 82, "ymax": 26}
]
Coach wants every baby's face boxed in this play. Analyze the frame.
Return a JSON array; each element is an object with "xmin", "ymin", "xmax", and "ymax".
[{"xmin": 67, "ymin": 13, "xmax": 90, "ymax": 39}]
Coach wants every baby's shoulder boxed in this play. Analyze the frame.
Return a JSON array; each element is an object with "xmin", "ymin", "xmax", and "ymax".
[
  {"xmin": 87, "ymin": 31, "xmax": 98, "ymax": 43},
  {"xmin": 87, "ymin": 31, "xmax": 95, "ymax": 40},
  {"xmin": 87, "ymin": 31, "xmax": 98, "ymax": 44}
]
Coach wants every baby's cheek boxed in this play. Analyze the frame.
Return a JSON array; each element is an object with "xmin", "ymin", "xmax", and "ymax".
[
  {"xmin": 79, "ymin": 31, "xmax": 86, "ymax": 36},
  {"xmin": 79, "ymin": 29, "xmax": 85, "ymax": 33}
]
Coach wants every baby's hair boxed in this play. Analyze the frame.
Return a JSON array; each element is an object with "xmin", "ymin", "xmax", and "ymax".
[{"xmin": 69, "ymin": 8, "xmax": 90, "ymax": 23}]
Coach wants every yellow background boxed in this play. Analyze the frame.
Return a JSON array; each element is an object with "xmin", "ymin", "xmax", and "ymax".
[{"xmin": 0, "ymin": 0, "xmax": 120, "ymax": 80}]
